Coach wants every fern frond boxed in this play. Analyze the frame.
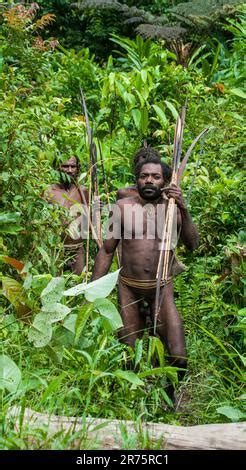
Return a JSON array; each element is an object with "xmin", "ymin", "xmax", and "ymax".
[
  {"xmin": 123, "ymin": 17, "xmax": 147, "ymax": 26},
  {"xmin": 121, "ymin": 6, "xmax": 156, "ymax": 24},
  {"xmin": 169, "ymin": 0, "xmax": 244, "ymax": 27},
  {"xmin": 71, "ymin": 0, "xmax": 121, "ymax": 9},
  {"xmin": 4, "ymin": 5, "xmax": 36, "ymax": 30},
  {"xmin": 34, "ymin": 14, "xmax": 56, "ymax": 31},
  {"xmin": 72, "ymin": 1, "xmax": 156, "ymax": 23},
  {"xmin": 136, "ymin": 24, "xmax": 187, "ymax": 41}
]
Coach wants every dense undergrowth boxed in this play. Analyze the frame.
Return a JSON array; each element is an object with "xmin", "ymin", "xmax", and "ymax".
[{"xmin": 0, "ymin": 3, "xmax": 245, "ymax": 449}]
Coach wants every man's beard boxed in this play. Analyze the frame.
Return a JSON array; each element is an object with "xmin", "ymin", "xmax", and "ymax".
[{"xmin": 137, "ymin": 184, "xmax": 162, "ymax": 201}]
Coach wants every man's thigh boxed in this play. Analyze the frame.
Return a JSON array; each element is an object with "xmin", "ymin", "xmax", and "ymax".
[
  {"xmin": 118, "ymin": 282, "xmax": 146, "ymax": 347},
  {"xmin": 150, "ymin": 282, "xmax": 186, "ymax": 359}
]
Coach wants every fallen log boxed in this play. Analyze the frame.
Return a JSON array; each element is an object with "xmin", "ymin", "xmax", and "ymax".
[{"xmin": 7, "ymin": 407, "xmax": 246, "ymax": 450}]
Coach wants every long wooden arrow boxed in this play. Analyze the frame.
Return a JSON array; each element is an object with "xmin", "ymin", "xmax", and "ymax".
[
  {"xmin": 79, "ymin": 86, "xmax": 102, "ymax": 248},
  {"xmin": 154, "ymin": 110, "xmax": 210, "ymax": 334},
  {"xmin": 154, "ymin": 106, "xmax": 186, "ymax": 334}
]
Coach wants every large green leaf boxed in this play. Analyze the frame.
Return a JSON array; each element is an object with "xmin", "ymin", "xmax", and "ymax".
[
  {"xmin": 139, "ymin": 367, "xmax": 179, "ymax": 384},
  {"xmin": 94, "ymin": 298, "xmax": 123, "ymax": 330},
  {"xmin": 75, "ymin": 304, "xmax": 93, "ymax": 344},
  {"xmin": 113, "ymin": 370, "xmax": 144, "ymax": 386},
  {"xmin": 0, "ymin": 212, "xmax": 22, "ymax": 234},
  {"xmin": 216, "ymin": 406, "xmax": 246, "ymax": 422},
  {"xmin": 64, "ymin": 269, "xmax": 120, "ymax": 301},
  {"xmin": 1, "ymin": 276, "xmax": 31, "ymax": 319},
  {"xmin": 228, "ymin": 88, "xmax": 246, "ymax": 99},
  {"xmin": 41, "ymin": 277, "xmax": 65, "ymax": 307},
  {"xmin": 0, "ymin": 355, "xmax": 21, "ymax": 393},
  {"xmin": 28, "ymin": 313, "xmax": 53, "ymax": 348},
  {"xmin": 140, "ymin": 69, "xmax": 147, "ymax": 83},
  {"xmin": 31, "ymin": 274, "xmax": 52, "ymax": 294},
  {"xmin": 149, "ymin": 336, "xmax": 165, "ymax": 367},
  {"xmin": 164, "ymin": 100, "xmax": 179, "ymax": 120},
  {"xmin": 63, "ymin": 314, "xmax": 77, "ymax": 334},
  {"xmin": 131, "ymin": 108, "xmax": 141, "ymax": 129},
  {"xmin": 41, "ymin": 303, "xmax": 71, "ymax": 323},
  {"xmin": 152, "ymin": 104, "xmax": 168, "ymax": 126}
]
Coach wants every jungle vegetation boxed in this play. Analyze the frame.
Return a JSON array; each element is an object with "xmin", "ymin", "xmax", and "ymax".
[{"xmin": 0, "ymin": 1, "xmax": 245, "ymax": 449}]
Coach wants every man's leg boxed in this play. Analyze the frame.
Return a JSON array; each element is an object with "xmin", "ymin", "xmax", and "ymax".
[
  {"xmin": 118, "ymin": 282, "xmax": 145, "ymax": 348},
  {"xmin": 69, "ymin": 246, "xmax": 84, "ymax": 275},
  {"xmin": 150, "ymin": 282, "xmax": 187, "ymax": 398}
]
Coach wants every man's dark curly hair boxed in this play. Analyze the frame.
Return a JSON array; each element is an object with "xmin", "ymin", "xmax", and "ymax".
[
  {"xmin": 135, "ymin": 155, "xmax": 172, "ymax": 183},
  {"xmin": 133, "ymin": 146, "xmax": 161, "ymax": 167}
]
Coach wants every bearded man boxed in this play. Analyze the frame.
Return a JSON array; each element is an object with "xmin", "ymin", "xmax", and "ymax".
[
  {"xmin": 116, "ymin": 146, "xmax": 162, "ymax": 200},
  {"xmin": 45, "ymin": 156, "xmax": 88, "ymax": 275},
  {"xmin": 92, "ymin": 151, "xmax": 199, "ymax": 398}
]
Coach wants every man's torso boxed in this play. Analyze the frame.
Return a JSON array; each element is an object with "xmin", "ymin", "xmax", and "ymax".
[
  {"xmin": 117, "ymin": 196, "xmax": 173, "ymax": 280},
  {"xmin": 45, "ymin": 184, "xmax": 87, "ymax": 245}
]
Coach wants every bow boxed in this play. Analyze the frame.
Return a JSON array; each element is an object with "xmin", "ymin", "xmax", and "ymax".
[
  {"xmin": 154, "ymin": 108, "xmax": 209, "ymax": 334},
  {"xmin": 79, "ymin": 86, "xmax": 103, "ymax": 249}
]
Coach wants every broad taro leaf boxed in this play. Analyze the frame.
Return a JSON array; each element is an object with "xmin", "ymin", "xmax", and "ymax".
[
  {"xmin": 64, "ymin": 269, "xmax": 120, "ymax": 301},
  {"xmin": 28, "ymin": 313, "xmax": 53, "ymax": 348},
  {"xmin": 216, "ymin": 406, "xmax": 246, "ymax": 422},
  {"xmin": 0, "ymin": 354, "xmax": 22, "ymax": 393},
  {"xmin": 93, "ymin": 298, "xmax": 123, "ymax": 330},
  {"xmin": 41, "ymin": 303, "xmax": 71, "ymax": 323},
  {"xmin": 41, "ymin": 277, "xmax": 65, "ymax": 308},
  {"xmin": 74, "ymin": 304, "xmax": 93, "ymax": 344}
]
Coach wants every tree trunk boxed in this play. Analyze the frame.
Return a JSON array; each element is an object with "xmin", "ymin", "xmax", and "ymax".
[{"xmin": 7, "ymin": 407, "xmax": 246, "ymax": 450}]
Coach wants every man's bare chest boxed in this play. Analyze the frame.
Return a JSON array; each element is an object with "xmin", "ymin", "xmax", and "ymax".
[
  {"xmin": 50, "ymin": 187, "xmax": 82, "ymax": 208},
  {"xmin": 122, "ymin": 203, "xmax": 166, "ymax": 239}
]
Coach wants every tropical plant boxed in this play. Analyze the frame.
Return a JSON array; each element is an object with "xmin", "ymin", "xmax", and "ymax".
[{"xmin": 0, "ymin": 2, "xmax": 245, "ymax": 448}]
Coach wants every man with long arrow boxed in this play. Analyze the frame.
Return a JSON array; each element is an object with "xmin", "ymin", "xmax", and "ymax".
[
  {"xmin": 44, "ymin": 155, "xmax": 90, "ymax": 275},
  {"xmin": 92, "ymin": 143, "xmax": 199, "ymax": 400}
]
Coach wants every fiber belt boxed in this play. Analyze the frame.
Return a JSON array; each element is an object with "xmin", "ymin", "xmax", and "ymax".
[
  {"xmin": 119, "ymin": 274, "xmax": 172, "ymax": 289},
  {"xmin": 64, "ymin": 242, "xmax": 84, "ymax": 249}
]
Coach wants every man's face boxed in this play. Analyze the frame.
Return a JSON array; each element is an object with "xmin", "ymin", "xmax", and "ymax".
[
  {"xmin": 60, "ymin": 157, "xmax": 79, "ymax": 182},
  {"xmin": 137, "ymin": 163, "xmax": 165, "ymax": 201}
]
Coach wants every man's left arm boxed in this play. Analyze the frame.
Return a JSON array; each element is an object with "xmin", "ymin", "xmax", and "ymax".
[
  {"xmin": 165, "ymin": 184, "xmax": 199, "ymax": 251},
  {"xmin": 79, "ymin": 186, "xmax": 89, "ymax": 205}
]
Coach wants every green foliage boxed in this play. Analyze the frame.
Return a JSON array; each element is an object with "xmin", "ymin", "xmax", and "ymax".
[
  {"xmin": 216, "ymin": 405, "xmax": 246, "ymax": 422},
  {"xmin": 64, "ymin": 269, "xmax": 120, "ymax": 300},
  {"xmin": 0, "ymin": 213, "xmax": 22, "ymax": 234},
  {"xmin": 0, "ymin": 3, "xmax": 244, "ymax": 447},
  {"xmin": 0, "ymin": 355, "xmax": 21, "ymax": 393}
]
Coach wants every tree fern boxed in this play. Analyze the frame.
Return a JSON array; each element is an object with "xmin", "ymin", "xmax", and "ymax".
[
  {"xmin": 73, "ymin": 0, "xmax": 244, "ymax": 37},
  {"xmin": 136, "ymin": 24, "xmax": 187, "ymax": 40},
  {"xmin": 72, "ymin": 0, "xmax": 244, "ymax": 67}
]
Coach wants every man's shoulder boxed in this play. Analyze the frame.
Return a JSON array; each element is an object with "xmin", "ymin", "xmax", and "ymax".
[
  {"xmin": 43, "ymin": 184, "xmax": 60, "ymax": 199},
  {"xmin": 46, "ymin": 183, "xmax": 62, "ymax": 193},
  {"xmin": 117, "ymin": 186, "xmax": 137, "ymax": 200},
  {"xmin": 116, "ymin": 195, "xmax": 141, "ymax": 208}
]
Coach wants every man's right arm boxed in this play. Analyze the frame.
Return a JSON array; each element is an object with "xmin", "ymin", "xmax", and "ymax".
[
  {"xmin": 92, "ymin": 201, "xmax": 122, "ymax": 280},
  {"xmin": 92, "ymin": 237, "xmax": 120, "ymax": 280}
]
